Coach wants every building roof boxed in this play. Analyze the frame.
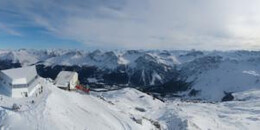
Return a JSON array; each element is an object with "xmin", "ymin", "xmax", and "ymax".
[
  {"xmin": 1, "ymin": 66, "xmax": 37, "ymax": 85},
  {"xmin": 55, "ymin": 71, "xmax": 77, "ymax": 88}
]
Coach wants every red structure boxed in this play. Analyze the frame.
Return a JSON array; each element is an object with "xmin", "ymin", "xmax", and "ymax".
[{"xmin": 76, "ymin": 85, "xmax": 90, "ymax": 94}]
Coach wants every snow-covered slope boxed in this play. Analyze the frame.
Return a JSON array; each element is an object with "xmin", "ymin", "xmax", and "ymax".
[
  {"xmin": 96, "ymin": 87, "xmax": 260, "ymax": 130},
  {"xmin": 1, "ymin": 49, "xmax": 260, "ymax": 101},
  {"xmin": 0, "ymin": 80, "xmax": 156, "ymax": 130},
  {"xmin": 183, "ymin": 53, "xmax": 260, "ymax": 101},
  {"xmin": 1, "ymin": 78, "xmax": 260, "ymax": 130}
]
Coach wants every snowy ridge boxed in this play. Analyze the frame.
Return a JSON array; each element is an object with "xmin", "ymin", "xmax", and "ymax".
[
  {"xmin": 0, "ymin": 80, "xmax": 157, "ymax": 130},
  {"xmin": 1, "ymin": 78, "xmax": 260, "ymax": 130},
  {"xmin": 96, "ymin": 87, "xmax": 260, "ymax": 130},
  {"xmin": 1, "ymin": 49, "xmax": 260, "ymax": 101}
]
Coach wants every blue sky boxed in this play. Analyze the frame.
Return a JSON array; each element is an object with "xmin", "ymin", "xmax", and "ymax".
[
  {"xmin": 0, "ymin": 27, "xmax": 83, "ymax": 49},
  {"xmin": 1, "ymin": 0, "xmax": 260, "ymax": 50}
]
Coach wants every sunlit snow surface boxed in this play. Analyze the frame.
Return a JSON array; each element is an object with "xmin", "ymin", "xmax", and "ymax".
[
  {"xmin": 1, "ymin": 82, "xmax": 260, "ymax": 130},
  {"xmin": 0, "ymin": 80, "xmax": 155, "ymax": 130},
  {"xmin": 100, "ymin": 88, "xmax": 260, "ymax": 130}
]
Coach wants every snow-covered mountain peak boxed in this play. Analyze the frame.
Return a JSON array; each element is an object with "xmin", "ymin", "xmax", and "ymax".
[{"xmin": 1, "ymin": 49, "xmax": 260, "ymax": 101}]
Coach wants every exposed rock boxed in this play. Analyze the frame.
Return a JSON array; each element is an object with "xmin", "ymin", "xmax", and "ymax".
[
  {"xmin": 222, "ymin": 92, "xmax": 234, "ymax": 102},
  {"xmin": 135, "ymin": 107, "xmax": 146, "ymax": 112}
]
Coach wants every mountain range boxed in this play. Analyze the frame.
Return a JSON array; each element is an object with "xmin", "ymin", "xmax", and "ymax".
[{"xmin": 1, "ymin": 49, "xmax": 260, "ymax": 101}]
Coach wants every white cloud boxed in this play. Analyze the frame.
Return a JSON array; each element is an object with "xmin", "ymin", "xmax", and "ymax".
[
  {"xmin": 0, "ymin": 22, "xmax": 22, "ymax": 36},
  {"xmin": 1, "ymin": 0, "xmax": 260, "ymax": 50}
]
